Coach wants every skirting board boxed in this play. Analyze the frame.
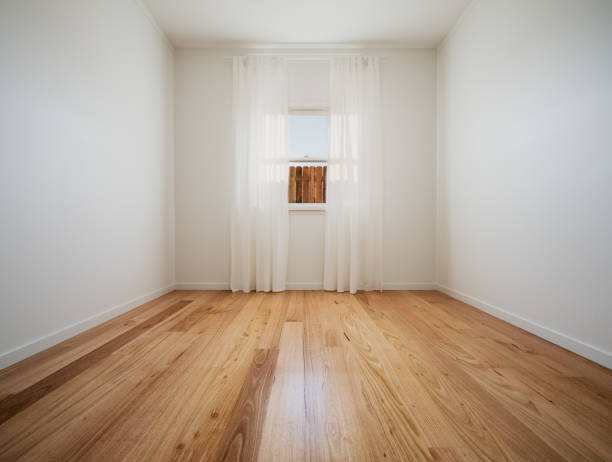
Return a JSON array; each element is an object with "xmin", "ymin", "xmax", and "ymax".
[
  {"xmin": 0, "ymin": 285, "xmax": 175, "ymax": 370},
  {"xmin": 437, "ymin": 284, "xmax": 612, "ymax": 369},
  {"xmin": 174, "ymin": 282, "xmax": 231, "ymax": 290},
  {"xmin": 286, "ymin": 282, "xmax": 324, "ymax": 290},
  {"xmin": 383, "ymin": 283, "xmax": 437, "ymax": 290},
  {"xmin": 175, "ymin": 282, "xmax": 438, "ymax": 291}
]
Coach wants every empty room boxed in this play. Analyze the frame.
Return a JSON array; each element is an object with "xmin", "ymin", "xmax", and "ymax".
[{"xmin": 1, "ymin": 0, "xmax": 611, "ymax": 460}]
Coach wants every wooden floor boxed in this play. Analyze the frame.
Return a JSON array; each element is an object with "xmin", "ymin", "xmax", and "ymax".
[{"xmin": 0, "ymin": 291, "xmax": 610, "ymax": 461}]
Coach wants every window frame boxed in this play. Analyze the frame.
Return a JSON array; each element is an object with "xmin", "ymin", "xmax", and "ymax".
[{"xmin": 288, "ymin": 107, "xmax": 329, "ymax": 212}]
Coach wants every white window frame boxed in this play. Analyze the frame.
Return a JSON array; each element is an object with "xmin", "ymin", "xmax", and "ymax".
[{"xmin": 288, "ymin": 107, "xmax": 329, "ymax": 212}]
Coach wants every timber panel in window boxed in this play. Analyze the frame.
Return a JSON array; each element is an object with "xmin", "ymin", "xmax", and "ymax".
[{"xmin": 289, "ymin": 164, "xmax": 326, "ymax": 203}]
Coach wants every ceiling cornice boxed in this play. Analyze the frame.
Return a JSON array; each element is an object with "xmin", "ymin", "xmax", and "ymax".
[
  {"xmin": 436, "ymin": 0, "xmax": 479, "ymax": 49},
  {"xmin": 133, "ymin": 0, "xmax": 175, "ymax": 51}
]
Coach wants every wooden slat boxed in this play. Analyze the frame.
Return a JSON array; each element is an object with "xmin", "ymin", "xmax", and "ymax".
[
  {"xmin": 258, "ymin": 322, "xmax": 305, "ymax": 461},
  {"xmin": 302, "ymin": 166, "xmax": 311, "ymax": 203},
  {"xmin": 285, "ymin": 291, "xmax": 304, "ymax": 322},
  {"xmin": 258, "ymin": 292, "xmax": 290, "ymax": 349},
  {"xmin": 295, "ymin": 166, "xmax": 302, "ymax": 203},
  {"xmin": 322, "ymin": 165, "xmax": 327, "ymax": 202},
  {"xmin": 167, "ymin": 291, "xmax": 225, "ymax": 332},
  {"xmin": 315, "ymin": 166, "xmax": 323, "ymax": 203},
  {"xmin": 212, "ymin": 348, "xmax": 279, "ymax": 461},
  {"xmin": 308, "ymin": 166, "xmax": 315, "ymax": 204},
  {"xmin": 289, "ymin": 166, "xmax": 296, "ymax": 203}
]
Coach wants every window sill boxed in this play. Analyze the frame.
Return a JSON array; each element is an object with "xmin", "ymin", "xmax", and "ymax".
[
  {"xmin": 289, "ymin": 203, "xmax": 326, "ymax": 214},
  {"xmin": 289, "ymin": 158, "xmax": 328, "ymax": 163}
]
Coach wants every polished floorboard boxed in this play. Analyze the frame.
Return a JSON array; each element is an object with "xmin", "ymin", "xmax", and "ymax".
[{"xmin": 0, "ymin": 290, "xmax": 610, "ymax": 461}]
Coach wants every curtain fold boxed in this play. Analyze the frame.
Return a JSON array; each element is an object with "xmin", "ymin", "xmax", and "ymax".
[
  {"xmin": 230, "ymin": 56, "xmax": 289, "ymax": 292},
  {"xmin": 324, "ymin": 56, "xmax": 383, "ymax": 294}
]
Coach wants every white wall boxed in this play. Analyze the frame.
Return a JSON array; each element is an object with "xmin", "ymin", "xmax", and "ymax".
[
  {"xmin": 0, "ymin": 0, "xmax": 175, "ymax": 367},
  {"xmin": 174, "ymin": 48, "xmax": 437, "ymax": 289},
  {"xmin": 437, "ymin": 0, "xmax": 612, "ymax": 367}
]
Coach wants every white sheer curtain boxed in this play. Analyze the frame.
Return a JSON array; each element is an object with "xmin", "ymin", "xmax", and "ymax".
[
  {"xmin": 324, "ymin": 56, "xmax": 383, "ymax": 293},
  {"xmin": 230, "ymin": 56, "xmax": 289, "ymax": 292}
]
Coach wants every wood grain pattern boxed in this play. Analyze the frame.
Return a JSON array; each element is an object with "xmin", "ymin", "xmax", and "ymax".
[
  {"xmin": 258, "ymin": 322, "xmax": 305, "ymax": 462},
  {"xmin": 295, "ymin": 166, "xmax": 302, "ymax": 203},
  {"xmin": 303, "ymin": 166, "xmax": 311, "ymax": 203},
  {"xmin": 0, "ymin": 291, "xmax": 185, "ymax": 402},
  {"xmin": 213, "ymin": 348, "xmax": 278, "ymax": 462},
  {"xmin": 315, "ymin": 166, "xmax": 323, "ymax": 203},
  {"xmin": 322, "ymin": 165, "xmax": 327, "ymax": 202},
  {"xmin": 289, "ymin": 166, "xmax": 296, "ymax": 203},
  {"xmin": 308, "ymin": 166, "xmax": 315, "ymax": 203},
  {"xmin": 0, "ymin": 290, "xmax": 610, "ymax": 461},
  {"xmin": 0, "ymin": 300, "xmax": 191, "ymax": 425}
]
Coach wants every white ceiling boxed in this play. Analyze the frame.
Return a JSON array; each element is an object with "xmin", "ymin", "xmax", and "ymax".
[{"xmin": 141, "ymin": 0, "xmax": 472, "ymax": 48}]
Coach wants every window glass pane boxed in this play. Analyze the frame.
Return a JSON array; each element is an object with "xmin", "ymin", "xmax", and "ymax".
[{"xmin": 288, "ymin": 115, "xmax": 329, "ymax": 159}]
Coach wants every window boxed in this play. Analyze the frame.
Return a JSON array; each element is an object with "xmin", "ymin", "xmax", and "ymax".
[{"xmin": 288, "ymin": 111, "xmax": 328, "ymax": 204}]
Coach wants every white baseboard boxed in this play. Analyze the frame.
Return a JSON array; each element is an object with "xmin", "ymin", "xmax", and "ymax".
[
  {"xmin": 174, "ymin": 282, "xmax": 231, "ymax": 290},
  {"xmin": 437, "ymin": 284, "xmax": 612, "ymax": 369},
  {"xmin": 177, "ymin": 282, "xmax": 325, "ymax": 291},
  {"xmin": 0, "ymin": 284, "xmax": 176, "ymax": 370},
  {"xmin": 383, "ymin": 283, "xmax": 437, "ymax": 290},
  {"xmin": 176, "ymin": 282, "xmax": 437, "ymax": 291},
  {"xmin": 285, "ymin": 282, "xmax": 324, "ymax": 290}
]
